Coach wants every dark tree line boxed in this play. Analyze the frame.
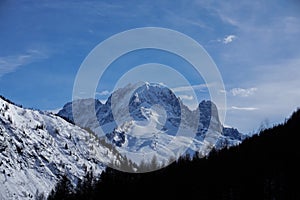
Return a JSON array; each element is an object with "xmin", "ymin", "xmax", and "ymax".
[{"xmin": 44, "ymin": 109, "xmax": 300, "ymax": 200}]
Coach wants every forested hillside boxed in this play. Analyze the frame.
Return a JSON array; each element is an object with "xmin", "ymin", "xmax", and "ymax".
[{"xmin": 46, "ymin": 109, "xmax": 300, "ymax": 200}]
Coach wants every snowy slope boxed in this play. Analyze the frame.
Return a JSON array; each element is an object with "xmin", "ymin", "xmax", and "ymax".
[
  {"xmin": 59, "ymin": 82, "xmax": 244, "ymax": 164},
  {"xmin": 0, "ymin": 97, "xmax": 114, "ymax": 200}
]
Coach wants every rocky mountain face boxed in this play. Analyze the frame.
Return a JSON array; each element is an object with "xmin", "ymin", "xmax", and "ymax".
[{"xmin": 58, "ymin": 82, "xmax": 244, "ymax": 162}]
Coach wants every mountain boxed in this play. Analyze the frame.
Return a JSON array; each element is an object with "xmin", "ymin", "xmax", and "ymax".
[
  {"xmin": 0, "ymin": 82, "xmax": 244, "ymax": 199},
  {"xmin": 58, "ymin": 82, "xmax": 244, "ymax": 164},
  {"xmin": 0, "ymin": 96, "xmax": 115, "ymax": 200}
]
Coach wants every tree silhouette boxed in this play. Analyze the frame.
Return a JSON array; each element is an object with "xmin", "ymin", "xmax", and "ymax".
[
  {"xmin": 47, "ymin": 175, "xmax": 73, "ymax": 200},
  {"xmin": 44, "ymin": 109, "xmax": 300, "ymax": 200}
]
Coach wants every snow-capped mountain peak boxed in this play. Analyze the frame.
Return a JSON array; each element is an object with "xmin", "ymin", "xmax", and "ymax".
[{"xmin": 58, "ymin": 82, "xmax": 244, "ymax": 165}]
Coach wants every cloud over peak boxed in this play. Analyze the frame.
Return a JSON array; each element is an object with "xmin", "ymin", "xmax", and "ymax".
[
  {"xmin": 171, "ymin": 84, "xmax": 208, "ymax": 93},
  {"xmin": 231, "ymin": 106, "xmax": 258, "ymax": 111},
  {"xmin": 230, "ymin": 87, "xmax": 257, "ymax": 97},
  {"xmin": 178, "ymin": 95, "xmax": 194, "ymax": 100},
  {"xmin": 96, "ymin": 90, "xmax": 111, "ymax": 96}
]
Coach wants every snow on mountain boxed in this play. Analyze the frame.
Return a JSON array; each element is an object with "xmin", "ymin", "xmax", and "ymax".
[
  {"xmin": 58, "ymin": 82, "xmax": 244, "ymax": 164},
  {"xmin": 0, "ymin": 82, "xmax": 245, "ymax": 198},
  {"xmin": 0, "ymin": 97, "xmax": 113, "ymax": 200}
]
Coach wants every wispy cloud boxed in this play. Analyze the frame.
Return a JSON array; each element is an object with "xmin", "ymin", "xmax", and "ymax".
[
  {"xmin": 171, "ymin": 84, "xmax": 208, "ymax": 92},
  {"xmin": 223, "ymin": 35, "xmax": 236, "ymax": 44},
  {"xmin": 230, "ymin": 87, "xmax": 257, "ymax": 97},
  {"xmin": 209, "ymin": 1, "xmax": 300, "ymax": 66},
  {"xmin": 162, "ymin": 8, "xmax": 208, "ymax": 29},
  {"xmin": 282, "ymin": 16, "xmax": 300, "ymax": 34},
  {"xmin": 0, "ymin": 49, "xmax": 47, "ymax": 77},
  {"xmin": 178, "ymin": 95, "xmax": 194, "ymax": 100},
  {"xmin": 226, "ymin": 58, "xmax": 300, "ymax": 133},
  {"xmin": 96, "ymin": 90, "xmax": 111, "ymax": 96},
  {"xmin": 231, "ymin": 106, "xmax": 258, "ymax": 111}
]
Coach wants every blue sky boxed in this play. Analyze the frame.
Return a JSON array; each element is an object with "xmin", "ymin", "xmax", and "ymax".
[{"xmin": 0, "ymin": 0, "xmax": 300, "ymax": 133}]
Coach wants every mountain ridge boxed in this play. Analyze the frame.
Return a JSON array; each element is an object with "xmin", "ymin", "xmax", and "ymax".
[{"xmin": 58, "ymin": 82, "xmax": 245, "ymax": 163}]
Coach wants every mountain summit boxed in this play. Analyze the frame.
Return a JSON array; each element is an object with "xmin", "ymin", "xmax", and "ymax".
[{"xmin": 58, "ymin": 82, "xmax": 244, "ymax": 163}]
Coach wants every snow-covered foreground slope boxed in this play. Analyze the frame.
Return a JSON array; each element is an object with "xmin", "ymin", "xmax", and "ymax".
[{"xmin": 0, "ymin": 97, "xmax": 113, "ymax": 200}]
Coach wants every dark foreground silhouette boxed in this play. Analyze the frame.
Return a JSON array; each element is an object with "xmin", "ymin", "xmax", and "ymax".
[{"xmin": 43, "ymin": 109, "xmax": 300, "ymax": 200}]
